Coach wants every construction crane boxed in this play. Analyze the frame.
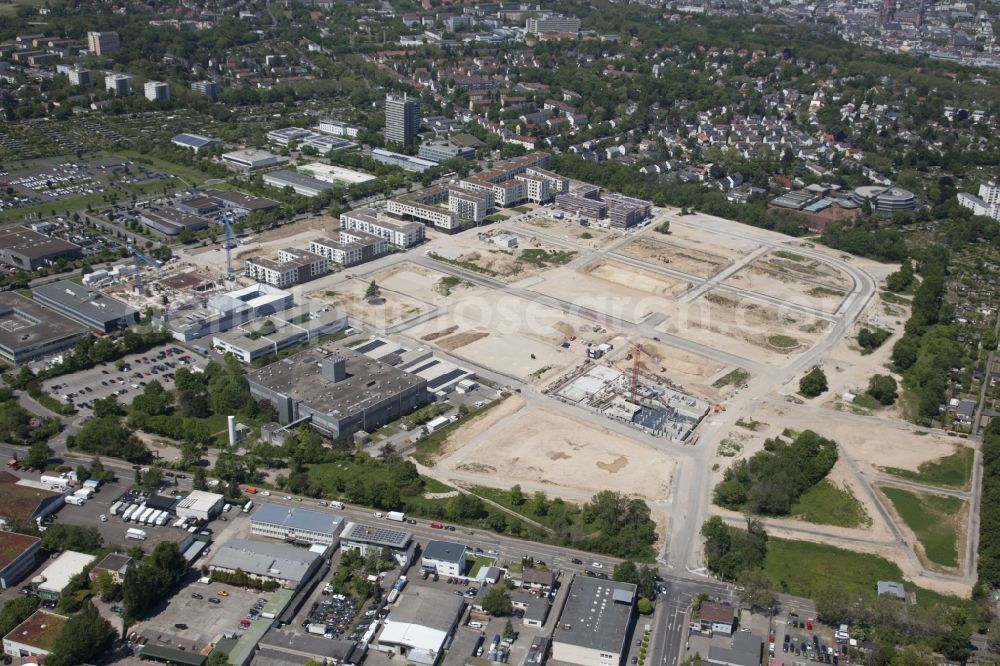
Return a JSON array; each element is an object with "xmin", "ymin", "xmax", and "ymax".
[
  {"xmin": 628, "ymin": 342, "xmax": 660, "ymax": 403},
  {"xmin": 222, "ymin": 219, "xmax": 237, "ymax": 279},
  {"xmin": 128, "ymin": 245, "xmax": 163, "ymax": 293}
]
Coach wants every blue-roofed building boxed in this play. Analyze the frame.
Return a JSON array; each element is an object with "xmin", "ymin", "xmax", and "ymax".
[
  {"xmin": 250, "ymin": 503, "xmax": 344, "ymax": 546},
  {"xmin": 172, "ymin": 133, "xmax": 221, "ymax": 153}
]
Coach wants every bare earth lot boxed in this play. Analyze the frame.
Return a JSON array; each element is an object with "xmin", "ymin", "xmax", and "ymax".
[
  {"xmin": 437, "ymin": 405, "xmax": 678, "ymax": 502},
  {"xmin": 517, "ymin": 215, "xmax": 623, "ymax": 249},
  {"xmin": 724, "ymin": 251, "xmax": 851, "ymax": 314},
  {"xmin": 609, "ymin": 338, "xmax": 727, "ymax": 401},
  {"xmin": 616, "ymin": 237, "xmax": 731, "ymax": 278}
]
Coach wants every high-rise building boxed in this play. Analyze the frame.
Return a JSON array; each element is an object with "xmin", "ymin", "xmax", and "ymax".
[
  {"xmin": 144, "ymin": 81, "xmax": 170, "ymax": 102},
  {"xmin": 191, "ymin": 80, "xmax": 221, "ymax": 100},
  {"xmin": 385, "ymin": 93, "xmax": 421, "ymax": 146},
  {"xmin": 525, "ymin": 15, "xmax": 581, "ymax": 34},
  {"xmin": 87, "ymin": 31, "xmax": 120, "ymax": 55},
  {"xmin": 67, "ymin": 68, "xmax": 91, "ymax": 87},
  {"xmin": 104, "ymin": 73, "xmax": 132, "ymax": 97}
]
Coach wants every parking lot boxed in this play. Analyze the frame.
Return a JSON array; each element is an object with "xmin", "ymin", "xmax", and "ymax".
[
  {"xmin": 132, "ymin": 579, "xmax": 273, "ymax": 652},
  {"xmin": 775, "ymin": 612, "xmax": 847, "ymax": 664},
  {"xmin": 41, "ymin": 344, "xmax": 197, "ymax": 414}
]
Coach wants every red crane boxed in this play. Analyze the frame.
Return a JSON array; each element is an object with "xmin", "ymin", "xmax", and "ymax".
[{"xmin": 629, "ymin": 342, "xmax": 659, "ymax": 402}]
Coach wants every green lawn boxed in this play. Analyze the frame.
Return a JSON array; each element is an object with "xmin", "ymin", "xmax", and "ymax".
[
  {"xmin": 518, "ymin": 248, "xmax": 576, "ymax": 268},
  {"xmin": 764, "ymin": 537, "xmax": 977, "ymax": 615},
  {"xmin": 790, "ymin": 480, "xmax": 870, "ymax": 528},
  {"xmin": 881, "ymin": 445, "xmax": 973, "ymax": 489},
  {"xmin": 712, "ymin": 368, "xmax": 750, "ymax": 389},
  {"xmin": 466, "ymin": 555, "xmax": 495, "ymax": 577},
  {"xmin": 880, "ymin": 486, "xmax": 963, "ymax": 568}
]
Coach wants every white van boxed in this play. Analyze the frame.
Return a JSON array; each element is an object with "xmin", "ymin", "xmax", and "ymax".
[
  {"xmin": 330, "ymin": 501, "xmax": 344, "ymax": 510},
  {"xmin": 468, "ymin": 621, "xmax": 483, "ymax": 629}
]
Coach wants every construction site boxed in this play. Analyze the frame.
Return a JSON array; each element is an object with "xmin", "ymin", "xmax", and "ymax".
[{"xmin": 548, "ymin": 342, "xmax": 713, "ymax": 444}]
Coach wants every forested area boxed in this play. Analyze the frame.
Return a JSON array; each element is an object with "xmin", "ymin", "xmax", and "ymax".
[
  {"xmin": 714, "ymin": 430, "xmax": 838, "ymax": 515},
  {"xmin": 976, "ymin": 419, "xmax": 1000, "ymax": 592}
]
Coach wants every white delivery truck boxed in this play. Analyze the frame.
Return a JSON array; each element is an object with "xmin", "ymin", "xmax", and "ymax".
[
  {"xmin": 74, "ymin": 488, "xmax": 94, "ymax": 500},
  {"xmin": 122, "ymin": 504, "xmax": 137, "ymax": 522},
  {"xmin": 329, "ymin": 501, "xmax": 344, "ymax": 510},
  {"xmin": 138, "ymin": 508, "xmax": 154, "ymax": 525},
  {"xmin": 156, "ymin": 513, "xmax": 170, "ymax": 527},
  {"xmin": 125, "ymin": 528, "xmax": 147, "ymax": 541},
  {"xmin": 110, "ymin": 501, "xmax": 124, "ymax": 516},
  {"xmin": 146, "ymin": 510, "xmax": 161, "ymax": 526},
  {"xmin": 65, "ymin": 495, "xmax": 85, "ymax": 506},
  {"xmin": 386, "ymin": 511, "xmax": 405, "ymax": 522}
]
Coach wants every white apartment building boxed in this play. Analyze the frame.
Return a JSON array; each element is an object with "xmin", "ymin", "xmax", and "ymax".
[
  {"xmin": 447, "ymin": 187, "xmax": 493, "ymax": 222},
  {"xmin": 144, "ymin": 80, "xmax": 169, "ymax": 102},
  {"xmin": 340, "ymin": 208, "xmax": 426, "ymax": 247},
  {"xmin": 244, "ymin": 249, "xmax": 330, "ymax": 288},
  {"xmin": 958, "ymin": 181, "xmax": 1000, "ymax": 221}
]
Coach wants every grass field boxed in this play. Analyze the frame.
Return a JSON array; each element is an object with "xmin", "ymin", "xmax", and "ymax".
[
  {"xmin": 764, "ymin": 538, "xmax": 977, "ymax": 614},
  {"xmin": 881, "ymin": 445, "xmax": 973, "ymax": 489},
  {"xmin": 790, "ymin": 480, "xmax": 870, "ymax": 528},
  {"xmin": 880, "ymin": 486, "xmax": 963, "ymax": 568}
]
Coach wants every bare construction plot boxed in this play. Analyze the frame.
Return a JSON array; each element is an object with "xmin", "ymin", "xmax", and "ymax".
[
  {"xmin": 608, "ymin": 338, "xmax": 729, "ymax": 401},
  {"xmin": 360, "ymin": 262, "xmax": 479, "ymax": 302},
  {"xmin": 310, "ymin": 279, "xmax": 432, "ymax": 330},
  {"xmin": 405, "ymin": 292, "xmax": 610, "ymax": 384},
  {"xmin": 616, "ymin": 237, "xmax": 731, "ymax": 278},
  {"xmin": 438, "ymin": 405, "xmax": 678, "ymax": 501},
  {"xmin": 428, "ymin": 233, "xmax": 575, "ymax": 282},
  {"xmin": 723, "ymin": 251, "xmax": 851, "ymax": 314},
  {"xmin": 658, "ymin": 290, "xmax": 830, "ymax": 363},
  {"xmin": 516, "ymin": 215, "xmax": 623, "ymax": 249}
]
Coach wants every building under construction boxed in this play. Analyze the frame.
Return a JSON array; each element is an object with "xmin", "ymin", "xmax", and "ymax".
[{"xmin": 551, "ymin": 360, "xmax": 709, "ymax": 444}]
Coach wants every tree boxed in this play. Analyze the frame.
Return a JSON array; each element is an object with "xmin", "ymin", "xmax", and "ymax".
[
  {"xmin": 41, "ymin": 524, "xmax": 103, "ymax": 553},
  {"xmin": 365, "ymin": 280, "xmax": 382, "ymax": 302},
  {"xmin": 92, "ymin": 570, "xmax": 121, "ymax": 602},
  {"xmin": 867, "ymin": 374, "xmax": 898, "ymax": 405},
  {"xmin": 46, "ymin": 601, "xmax": 115, "ymax": 666},
  {"xmin": 509, "ymin": 484, "xmax": 525, "ymax": 506},
  {"xmin": 798, "ymin": 368, "xmax": 828, "ymax": 398},
  {"xmin": 637, "ymin": 565, "xmax": 657, "ymax": 599},
  {"xmin": 482, "ymin": 586, "xmax": 512, "ymax": 616},
  {"xmin": 193, "ymin": 467, "xmax": 208, "ymax": 490},
  {"xmin": 0, "ymin": 596, "xmax": 39, "ymax": 637},
  {"xmin": 737, "ymin": 568, "xmax": 775, "ymax": 612},
  {"xmin": 613, "ymin": 561, "xmax": 639, "ymax": 584},
  {"xmin": 24, "ymin": 440, "xmax": 52, "ymax": 469},
  {"xmin": 637, "ymin": 597, "xmax": 654, "ymax": 614}
]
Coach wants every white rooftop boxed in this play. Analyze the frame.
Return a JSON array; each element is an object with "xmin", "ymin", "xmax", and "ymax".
[
  {"xmin": 177, "ymin": 489, "xmax": 224, "ymax": 513},
  {"xmin": 37, "ymin": 551, "xmax": 97, "ymax": 594}
]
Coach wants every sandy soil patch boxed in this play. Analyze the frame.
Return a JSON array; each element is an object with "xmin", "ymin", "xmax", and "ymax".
[
  {"xmin": 436, "ymin": 395, "xmax": 527, "ymax": 459},
  {"xmin": 585, "ymin": 261, "xmax": 689, "ymax": 298},
  {"xmin": 309, "ymin": 280, "xmax": 432, "ymax": 330},
  {"xmin": 655, "ymin": 214, "xmax": 764, "ymax": 258},
  {"xmin": 360, "ymin": 262, "xmax": 479, "ymax": 302},
  {"xmin": 429, "ymin": 232, "xmax": 575, "ymax": 282},
  {"xmin": 402, "ymin": 293, "xmax": 609, "ymax": 383},
  {"xmin": 658, "ymin": 290, "xmax": 829, "ymax": 364},
  {"xmin": 438, "ymin": 406, "xmax": 677, "ymax": 500},
  {"xmin": 516, "ymin": 216, "xmax": 623, "ymax": 249},
  {"xmin": 616, "ymin": 237, "xmax": 730, "ymax": 278},
  {"xmin": 724, "ymin": 253, "xmax": 850, "ymax": 314},
  {"xmin": 530, "ymin": 266, "xmax": 684, "ymax": 325}
]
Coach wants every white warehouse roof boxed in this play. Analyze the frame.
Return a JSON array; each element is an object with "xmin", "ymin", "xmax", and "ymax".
[
  {"xmin": 37, "ymin": 551, "xmax": 96, "ymax": 595},
  {"xmin": 176, "ymin": 490, "xmax": 224, "ymax": 514}
]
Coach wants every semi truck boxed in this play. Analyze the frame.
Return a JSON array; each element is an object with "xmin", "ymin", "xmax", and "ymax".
[
  {"xmin": 110, "ymin": 501, "xmax": 124, "ymax": 516},
  {"xmin": 125, "ymin": 528, "xmax": 147, "ymax": 541},
  {"xmin": 122, "ymin": 504, "xmax": 137, "ymax": 522},
  {"xmin": 386, "ymin": 511, "xmax": 405, "ymax": 522}
]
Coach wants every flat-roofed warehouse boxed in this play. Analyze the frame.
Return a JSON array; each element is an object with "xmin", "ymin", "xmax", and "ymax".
[
  {"xmin": 0, "ymin": 292, "xmax": 90, "ymax": 364},
  {"xmin": 208, "ymin": 538, "xmax": 322, "ymax": 589},
  {"xmin": 251, "ymin": 502, "xmax": 344, "ymax": 546},
  {"xmin": 551, "ymin": 575, "xmax": 637, "ymax": 666},
  {"xmin": 0, "ymin": 226, "xmax": 81, "ymax": 271},
  {"xmin": 32, "ymin": 280, "xmax": 138, "ymax": 333},
  {"xmin": 248, "ymin": 345, "xmax": 430, "ymax": 440}
]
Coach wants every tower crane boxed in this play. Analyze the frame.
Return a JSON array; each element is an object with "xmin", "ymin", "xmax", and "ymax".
[
  {"xmin": 128, "ymin": 245, "xmax": 163, "ymax": 293},
  {"xmin": 222, "ymin": 219, "xmax": 238, "ymax": 279},
  {"xmin": 628, "ymin": 341, "xmax": 660, "ymax": 403}
]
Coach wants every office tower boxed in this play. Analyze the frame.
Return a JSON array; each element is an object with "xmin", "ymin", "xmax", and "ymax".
[{"xmin": 385, "ymin": 93, "xmax": 421, "ymax": 146}]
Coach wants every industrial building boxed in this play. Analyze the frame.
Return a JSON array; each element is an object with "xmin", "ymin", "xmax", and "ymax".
[
  {"xmin": 376, "ymin": 587, "xmax": 465, "ymax": 664},
  {"xmin": 266, "ymin": 127, "xmax": 316, "ymax": 146},
  {"xmin": 385, "ymin": 93, "xmax": 421, "ymax": 145},
  {"xmin": 36, "ymin": 551, "xmax": 97, "ymax": 602},
  {"xmin": 208, "ymin": 539, "xmax": 322, "ymax": 589},
  {"xmin": 157, "ymin": 284, "xmax": 293, "ymax": 342},
  {"xmin": 706, "ymin": 631, "xmax": 764, "ymax": 666},
  {"xmin": 551, "ymin": 575, "xmax": 637, "ymax": 666},
  {"xmin": 2, "ymin": 610, "xmax": 68, "ymax": 662},
  {"xmin": 308, "ymin": 230, "xmax": 389, "ymax": 267},
  {"xmin": 0, "ymin": 531, "xmax": 42, "ymax": 589},
  {"xmin": 171, "ymin": 133, "xmax": 221, "ymax": 153},
  {"xmin": 0, "ymin": 226, "xmax": 81, "ymax": 271},
  {"xmin": 340, "ymin": 522, "xmax": 415, "ymax": 568},
  {"xmin": 340, "ymin": 208, "xmax": 426, "ymax": 248},
  {"xmin": 250, "ymin": 503, "xmax": 344, "ymax": 546},
  {"xmin": 318, "ymin": 119, "xmax": 361, "ymax": 138},
  {"xmin": 351, "ymin": 337, "xmax": 475, "ymax": 394},
  {"xmin": 262, "ymin": 170, "xmax": 336, "ymax": 198},
  {"xmin": 211, "ymin": 305, "xmax": 347, "ymax": 363},
  {"xmin": 244, "ymin": 248, "xmax": 331, "ymax": 288},
  {"xmin": 417, "ymin": 139, "xmax": 476, "ymax": 163},
  {"xmin": 175, "ymin": 490, "xmax": 225, "ymax": 522},
  {"xmin": 202, "ymin": 189, "xmax": 279, "ymax": 215},
  {"xmin": 420, "ymin": 540, "xmax": 466, "ymax": 577},
  {"xmin": 248, "ymin": 344, "xmax": 430, "ymax": 440},
  {"xmin": 138, "ymin": 207, "xmax": 210, "ymax": 236},
  {"xmin": 297, "ymin": 163, "xmax": 376, "ymax": 186},
  {"xmin": 0, "ymin": 292, "xmax": 90, "ymax": 365},
  {"xmin": 32, "ymin": 280, "xmax": 138, "ymax": 333},
  {"xmin": 222, "ymin": 149, "xmax": 286, "ymax": 172},
  {"xmin": 370, "ymin": 149, "xmax": 438, "ymax": 173}
]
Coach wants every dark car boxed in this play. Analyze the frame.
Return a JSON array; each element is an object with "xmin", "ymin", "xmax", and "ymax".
[
  {"xmin": 571, "ymin": 558, "xmax": 583, "ymax": 564},
  {"xmin": 174, "ymin": 623, "xmax": 188, "ymax": 630},
  {"xmin": 208, "ymin": 598, "xmax": 221, "ymax": 604},
  {"xmin": 444, "ymin": 525, "xmax": 456, "ymax": 531},
  {"xmin": 191, "ymin": 593, "xmax": 203, "ymax": 599}
]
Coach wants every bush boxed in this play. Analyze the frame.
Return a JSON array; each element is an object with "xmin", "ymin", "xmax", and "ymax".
[
  {"xmin": 637, "ymin": 598, "xmax": 654, "ymax": 614},
  {"xmin": 867, "ymin": 374, "xmax": 898, "ymax": 405},
  {"xmin": 799, "ymin": 368, "xmax": 828, "ymax": 397},
  {"xmin": 857, "ymin": 327, "xmax": 892, "ymax": 353}
]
